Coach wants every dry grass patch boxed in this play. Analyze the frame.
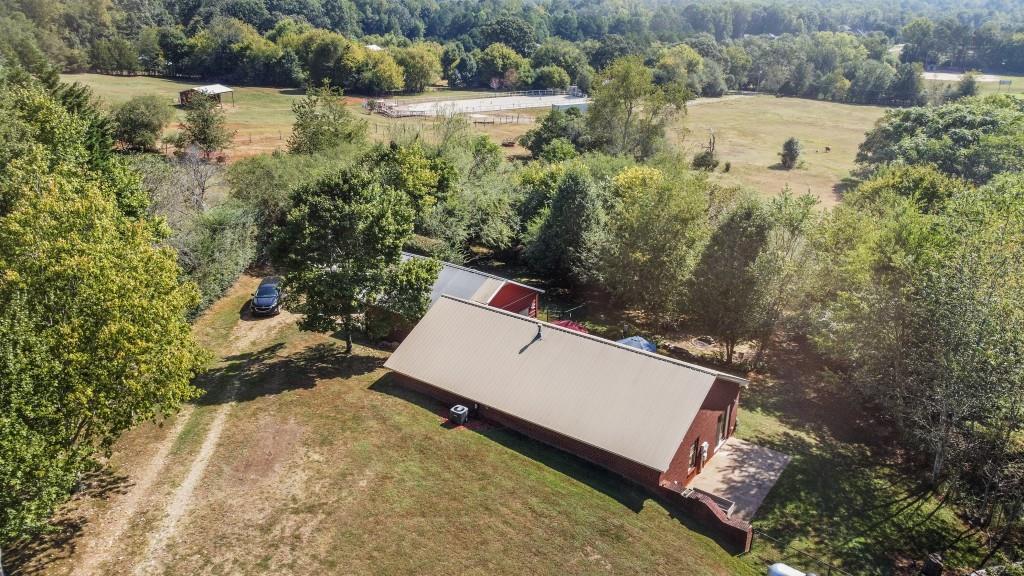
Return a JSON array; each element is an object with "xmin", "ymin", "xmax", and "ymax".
[{"xmin": 674, "ymin": 95, "xmax": 886, "ymax": 206}]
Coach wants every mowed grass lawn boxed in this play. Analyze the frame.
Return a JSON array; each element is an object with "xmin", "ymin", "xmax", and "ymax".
[
  {"xmin": 14, "ymin": 276, "xmax": 757, "ymax": 576},
  {"xmin": 65, "ymin": 74, "xmax": 885, "ymax": 199},
  {"xmin": 675, "ymin": 95, "xmax": 887, "ymax": 206},
  {"xmin": 924, "ymin": 73, "xmax": 1024, "ymax": 96},
  {"xmin": 62, "ymin": 73, "xmax": 526, "ymax": 159}
]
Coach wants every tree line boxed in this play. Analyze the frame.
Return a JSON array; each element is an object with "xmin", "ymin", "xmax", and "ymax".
[{"xmin": 4, "ymin": 0, "xmax": 1024, "ymax": 103}]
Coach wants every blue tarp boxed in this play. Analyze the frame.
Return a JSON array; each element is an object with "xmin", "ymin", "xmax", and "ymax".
[{"xmin": 616, "ymin": 336, "xmax": 657, "ymax": 353}]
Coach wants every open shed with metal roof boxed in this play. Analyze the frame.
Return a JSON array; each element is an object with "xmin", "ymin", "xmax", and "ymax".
[{"xmin": 179, "ymin": 84, "xmax": 234, "ymax": 106}]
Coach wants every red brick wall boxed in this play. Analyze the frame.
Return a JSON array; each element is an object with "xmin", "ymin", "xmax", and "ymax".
[
  {"xmin": 659, "ymin": 378, "xmax": 741, "ymax": 488},
  {"xmin": 487, "ymin": 284, "xmax": 540, "ymax": 317},
  {"xmin": 656, "ymin": 487, "xmax": 753, "ymax": 553},
  {"xmin": 390, "ymin": 373, "xmax": 663, "ymax": 487}
]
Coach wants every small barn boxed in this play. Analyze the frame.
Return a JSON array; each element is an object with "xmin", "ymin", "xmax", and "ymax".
[
  {"xmin": 402, "ymin": 252, "xmax": 542, "ymax": 317},
  {"xmin": 179, "ymin": 84, "xmax": 234, "ymax": 106},
  {"xmin": 385, "ymin": 296, "xmax": 747, "ymax": 489}
]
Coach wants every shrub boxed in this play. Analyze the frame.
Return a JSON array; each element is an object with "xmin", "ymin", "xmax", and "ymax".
[
  {"xmin": 113, "ymin": 94, "xmax": 174, "ymax": 151},
  {"xmin": 691, "ymin": 149, "xmax": 719, "ymax": 171},
  {"xmin": 532, "ymin": 65, "xmax": 571, "ymax": 90},
  {"xmin": 779, "ymin": 137, "xmax": 801, "ymax": 169}
]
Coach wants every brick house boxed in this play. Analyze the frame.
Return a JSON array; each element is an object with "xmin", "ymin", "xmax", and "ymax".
[{"xmin": 384, "ymin": 296, "xmax": 752, "ymax": 549}]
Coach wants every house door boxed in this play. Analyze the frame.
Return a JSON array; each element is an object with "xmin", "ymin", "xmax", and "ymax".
[{"xmin": 716, "ymin": 408, "xmax": 729, "ymax": 448}]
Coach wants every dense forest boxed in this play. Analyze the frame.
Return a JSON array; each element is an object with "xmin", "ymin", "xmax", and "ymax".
[{"xmin": 3, "ymin": 0, "xmax": 1024, "ymax": 104}]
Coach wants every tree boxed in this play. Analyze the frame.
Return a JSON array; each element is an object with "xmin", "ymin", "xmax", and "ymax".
[
  {"xmin": 288, "ymin": 83, "xmax": 367, "ymax": 154},
  {"xmin": 176, "ymin": 93, "xmax": 233, "ymax": 158},
  {"xmin": 889, "ymin": 62, "xmax": 926, "ymax": 106},
  {"xmin": 272, "ymin": 162, "xmax": 418, "ymax": 352},
  {"xmin": 655, "ymin": 44, "xmax": 704, "ymax": 92},
  {"xmin": 586, "ymin": 57, "xmax": 687, "ymax": 159},
  {"xmin": 687, "ymin": 197, "xmax": 772, "ymax": 364},
  {"xmin": 358, "ymin": 49, "xmax": 404, "ymax": 94},
  {"xmin": 779, "ymin": 137, "xmax": 801, "ymax": 169},
  {"xmin": 599, "ymin": 166, "xmax": 711, "ymax": 324},
  {"xmin": 539, "ymin": 138, "xmax": 577, "ymax": 162},
  {"xmin": 524, "ymin": 162, "xmax": 605, "ymax": 286},
  {"xmin": 113, "ymin": 94, "xmax": 174, "ymax": 151},
  {"xmin": 0, "ymin": 76, "xmax": 207, "ymax": 549},
  {"xmin": 956, "ymin": 70, "xmax": 980, "ymax": 99},
  {"xmin": 857, "ymin": 95, "xmax": 1024, "ymax": 184},
  {"xmin": 518, "ymin": 107, "xmax": 587, "ymax": 157},
  {"xmin": 366, "ymin": 256, "xmax": 443, "ymax": 340},
  {"xmin": 476, "ymin": 43, "xmax": 531, "ymax": 89},
  {"xmin": 479, "ymin": 15, "xmax": 537, "ymax": 56},
  {"xmin": 854, "ymin": 164, "xmax": 970, "ymax": 212},
  {"xmin": 749, "ymin": 190, "xmax": 819, "ymax": 367},
  {"xmin": 531, "ymin": 39, "xmax": 589, "ymax": 83},
  {"xmin": 393, "ymin": 43, "xmax": 442, "ymax": 93},
  {"xmin": 532, "ymin": 65, "xmax": 571, "ymax": 90}
]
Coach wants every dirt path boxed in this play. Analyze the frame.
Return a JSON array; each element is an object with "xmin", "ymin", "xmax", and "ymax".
[
  {"xmin": 69, "ymin": 406, "xmax": 195, "ymax": 576},
  {"xmin": 132, "ymin": 383, "xmax": 239, "ymax": 576},
  {"xmin": 132, "ymin": 281, "xmax": 297, "ymax": 575}
]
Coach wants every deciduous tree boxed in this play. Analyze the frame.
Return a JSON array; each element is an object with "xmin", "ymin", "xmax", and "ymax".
[
  {"xmin": 586, "ymin": 57, "xmax": 687, "ymax": 159},
  {"xmin": 288, "ymin": 83, "xmax": 367, "ymax": 154},
  {"xmin": 113, "ymin": 94, "xmax": 173, "ymax": 152},
  {"xmin": 272, "ymin": 161, "xmax": 419, "ymax": 352}
]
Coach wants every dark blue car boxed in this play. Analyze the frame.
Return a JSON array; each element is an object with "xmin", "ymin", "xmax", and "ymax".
[{"xmin": 250, "ymin": 276, "xmax": 283, "ymax": 316}]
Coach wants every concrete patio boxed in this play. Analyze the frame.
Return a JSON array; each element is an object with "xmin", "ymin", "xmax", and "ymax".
[{"xmin": 688, "ymin": 437, "xmax": 791, "ymax": 521}]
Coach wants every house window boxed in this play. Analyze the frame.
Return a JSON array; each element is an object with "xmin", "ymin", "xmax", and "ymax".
[{"xmin": 689, "ymin": 438, "xmax": 700, "ymax": 469}]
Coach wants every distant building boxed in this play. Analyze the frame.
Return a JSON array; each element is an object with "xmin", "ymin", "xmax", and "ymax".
[
  {"xmin": 365, "ymin": 44, "xmax": 384, "ymax": 51},
  {"xmin": 178, "ymin": 84, "xmax": 234, "ymax": 106}
]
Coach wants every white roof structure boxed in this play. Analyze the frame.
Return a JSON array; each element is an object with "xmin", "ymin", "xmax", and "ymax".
[
  {"xmin": 384, "ymin": 296, "xmax": 748, "ymax": 471},
  {"xmin": 365, "ymin": 44, "xmax": 384, "ymax": 51},
  {"xmin": 401, "ymin": 252, "xmax": 542, "ymax": 307},
  {"xmin": 192, "ymin": 84, "xmax": 233, "ymax": 95}
]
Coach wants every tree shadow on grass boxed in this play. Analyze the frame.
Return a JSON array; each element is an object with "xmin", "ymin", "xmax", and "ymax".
[
  {"xmin": 368, "ymin": 373, "xmax": 745, "ymax": 553},
  {"xmin": 6, "ymin": 469, "xmax": 130, "ymax": 575},
  {"xmin": 742, "ymin": 335, "xmax": 986, "ymax": 573},
  {"xmin": 195, "ymin": 341, "xmax": 384, "ymax": 405}
]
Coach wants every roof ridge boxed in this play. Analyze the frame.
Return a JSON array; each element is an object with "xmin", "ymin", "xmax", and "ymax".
[
  {"xmin": 402, "ymin": 252, "xmax": 544, "ymax": 294},
  {"xmin": 437, "ymin": 295, "xmax": 748, "ymax": 386}
]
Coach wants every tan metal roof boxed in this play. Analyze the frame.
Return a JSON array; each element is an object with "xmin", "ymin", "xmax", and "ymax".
[{"xmin": 384, "ymin": 296, "xmax": 747, "ymax": 471}]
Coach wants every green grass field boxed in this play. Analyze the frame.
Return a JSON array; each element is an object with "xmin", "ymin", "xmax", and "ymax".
[
  {"xmin": 676, "ymin": 95, "xmax": 887, "ymax": 207},
  {"xmin": 63, "ymin": 73, "xmax": 522, "ymax": 158},
  {"xmin": 65, "ymin": 74, "xmax": 886, "ymax": 201},
  {"xmin": 924, "ymin": 73, "xmax": 1024, "ymax": 96}
]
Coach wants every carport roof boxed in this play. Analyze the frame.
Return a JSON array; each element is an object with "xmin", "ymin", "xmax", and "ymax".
[{"xmin": 401, "ymin": 252, "xmax": 542, "ymax": 306}]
